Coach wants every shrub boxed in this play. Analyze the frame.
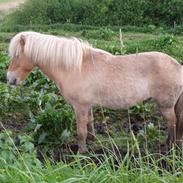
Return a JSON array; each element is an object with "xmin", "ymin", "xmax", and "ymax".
[
  {"xmin": 9, "ymin": 0, "xmax": 48, "ymax": 25},
  {"xmin": 5, "ymin": 0, "xmax": 183, "ymax": 27},
  {"xmin": 143, "ymin": 0, "xmax": 183, "ymax": 26},
  {"xmin": 82, "ymin": 28, "xmax": 115, "ymax": 40},
  {"xmin": 28, "ymin": 103, "xmax": 74, "ymax": 148}
]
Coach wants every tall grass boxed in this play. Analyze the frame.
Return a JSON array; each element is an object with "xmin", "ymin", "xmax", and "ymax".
[{"xmin": 0, "ymin": 121, "xmax": 183, "ymax": 183}]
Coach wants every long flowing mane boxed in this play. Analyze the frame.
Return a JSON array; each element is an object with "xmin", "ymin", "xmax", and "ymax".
[{"xmin": 9, "ymin": 31, "xmax": 92, "ymax": 71}]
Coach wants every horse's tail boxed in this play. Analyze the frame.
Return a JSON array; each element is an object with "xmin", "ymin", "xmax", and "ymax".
[{"xmin": 175, "ymin": 91, "xmax": 183, "ymax": 143}]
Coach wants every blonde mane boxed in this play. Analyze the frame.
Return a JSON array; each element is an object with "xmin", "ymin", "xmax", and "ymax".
[{"xmin": 9, "ymin": 31, "xmax": 91, "ymax": 71}]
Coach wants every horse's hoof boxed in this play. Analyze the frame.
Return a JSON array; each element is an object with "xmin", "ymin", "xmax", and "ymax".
[{"xmin": 78, "ymin": 145, "xmax": 88, "ymax": 153}]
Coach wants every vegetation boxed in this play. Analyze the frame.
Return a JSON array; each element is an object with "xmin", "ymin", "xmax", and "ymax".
[
  {"xmin": 3, "ymin": 0, "xmax": 183, "ymax": 27},
  {"xmin": 1, "ymin": 24, "xmax": 183, "ymax": 182},
  {"xmin": 0, "ymin": 128, "xmax": 182, "ymax": 183},
  {"xmin": 1, "ymin": 0, "xmax": 183, "ymax": 182},
  {"xmin": 0, "ymin": 0, "xmax": 16, "ymax": 3}
]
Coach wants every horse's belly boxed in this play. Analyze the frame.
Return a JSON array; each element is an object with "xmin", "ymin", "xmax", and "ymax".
[
  {"xmin": 95, "ymin": 94, "xmax": 149, "ymax": 109},
  {"xmin": 93, "ymin": 81, "xmax": 150, "ymax": 109}
]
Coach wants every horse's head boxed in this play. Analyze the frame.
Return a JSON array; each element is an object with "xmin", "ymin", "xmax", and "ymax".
[{"xmin": 7, "ymin": 35, "xmax": 35, "ymax": 85}]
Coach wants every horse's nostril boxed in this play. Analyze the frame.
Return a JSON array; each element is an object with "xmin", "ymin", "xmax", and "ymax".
[
  {"xmin": 7, "ymin": 72, "xmax": 20, "ymax": 85},
  {"xmin": 9, "ymin": 78, "xmax": 17, "ymax": 85},
  {"xmin": 13, "ymin": 78, "xmax": 17, "ymax": 85}
]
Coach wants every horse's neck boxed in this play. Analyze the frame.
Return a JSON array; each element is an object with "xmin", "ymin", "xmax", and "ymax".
[
  {"xmin": 36, "ymin": 48, "xmax": 113, "ymax": 88},
  {"xmin": 37, "ymin": 64, "xmax": 65, "ymax": 85}
]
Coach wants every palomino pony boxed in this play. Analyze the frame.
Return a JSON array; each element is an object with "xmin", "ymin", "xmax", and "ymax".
[{"xmin": 7, "ymin": 31, "xmax": 183, "ymax": 153}]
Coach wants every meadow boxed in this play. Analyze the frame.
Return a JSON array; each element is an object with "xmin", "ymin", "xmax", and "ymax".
[{"xmin": 1, "ymin": 0, "xmax": 183, "ymax": 182}]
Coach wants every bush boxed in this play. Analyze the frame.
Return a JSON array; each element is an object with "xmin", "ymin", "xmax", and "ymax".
[
  {"xmin": 143, "ymin": 0, "xmax": 183, "ymax": 26},
  {"xmin": 82, "ymin": 28, "xmax": 115, "ymax": 40},
  {"xmin": 28, "ymin": 103, "xmax": 73, "ymax": 148},
  {"xmin": 9, "ymin": 0, "xmax": 48, "ymax": 25},
  {"xmin": 5, "ymin": 0, "xmax": 183, "ymax": 27}
]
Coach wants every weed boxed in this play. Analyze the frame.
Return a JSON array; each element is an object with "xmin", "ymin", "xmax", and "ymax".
[{"xmin": 28, "ymin": 103, "xmax": 73, "ymax": 149}]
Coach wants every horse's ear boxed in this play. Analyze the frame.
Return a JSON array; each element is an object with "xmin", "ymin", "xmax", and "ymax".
[{"xmin": 20, "ymin": 35, "xmax": 25, "ymax": 46}]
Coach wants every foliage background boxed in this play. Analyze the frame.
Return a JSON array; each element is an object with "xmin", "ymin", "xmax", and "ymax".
[{"xmin": 5, "ymin": 0, "xmax": 183, "ymax": 27}]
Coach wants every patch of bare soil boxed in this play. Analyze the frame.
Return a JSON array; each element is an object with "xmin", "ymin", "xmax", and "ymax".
[
  {"xmin": 0, "ymin": 0, "xmax": 24, "ymax": 11},
  {"xmin": 0, "ymin": 113, "xmax": 27, "ymax": 133}
]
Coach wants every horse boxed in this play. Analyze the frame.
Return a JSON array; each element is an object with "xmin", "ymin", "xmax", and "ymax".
[{"xmin": 7, "ymin": 31, "xmax": 183, "ymax": 153}]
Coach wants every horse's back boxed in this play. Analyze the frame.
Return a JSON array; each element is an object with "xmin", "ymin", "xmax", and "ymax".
[
  {"xmin": 119, "ymin": 51, "xmax": 183, "ymax": 107},
  {"xmin": 86, "ymin": 51, "xmax": 183, "ymax": 108}
]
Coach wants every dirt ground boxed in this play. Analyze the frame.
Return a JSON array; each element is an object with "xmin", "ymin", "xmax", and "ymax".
[{"xmin": 0, "ymin": 0, "xmax": 24, "ymax": 11}]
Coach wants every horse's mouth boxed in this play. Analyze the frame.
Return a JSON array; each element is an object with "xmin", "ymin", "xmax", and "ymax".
[
  {"xmin": 7, "ymin": 71, "xmax": 21, "ymax": 86},
  {"xmin": 7, "ymin": 77, "xmax": 21, "ymax": 86},
  {"xmin": 8, "ymin": 78, "xmax": 19, "ymax": 85}
]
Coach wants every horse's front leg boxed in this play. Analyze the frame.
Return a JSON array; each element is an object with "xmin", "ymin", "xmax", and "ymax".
[
  {"xmin": 74, "ymin": 105, "xmax": 90, "ymax": 153},
  {"xmin": 87, "ymin": 108, "xmax": 95, "ymax": 142}
]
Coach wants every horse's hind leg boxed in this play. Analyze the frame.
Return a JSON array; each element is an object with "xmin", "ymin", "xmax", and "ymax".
[
  {"xmin": 87, "ymin": 108, "xmax": 95, "ymax": 142},
  {"xmin": 160, "ymin": 107, "xmax": 177, "ymax": 145},
  {"xmin": 74, "ymin": 105, "xmax": 90, "ymax": 153}
]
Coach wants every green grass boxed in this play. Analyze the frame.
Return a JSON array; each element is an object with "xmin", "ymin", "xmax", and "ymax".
[
  {"xmin": 0, "ymin": 127, "xmax": 183, "ymax": 183},
  {"xmin": 2, "ymin": 155, "xmax": 182, "ymax": 183},
  {"xmin": 0, "ymin": 0, "xmax": 17, "ymax": 3}
]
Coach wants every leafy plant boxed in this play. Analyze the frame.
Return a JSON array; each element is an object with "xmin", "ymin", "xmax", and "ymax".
[
  {"xmin": 0, "ymin": 52, "xmax": 9, "ymax": 82},
  {"xmin": 154, "ymin": 35, "xmax": 178, "ymax": 49},
  {"xmin": 129, "ymin": 102, "xmax": 156, "ymax": 119},
  {"xmin": 28, "ymin": 103, "xmax": 74, "ymax": 148},
  {"xmin": 0, "ymin": 130, "xmax": 41, "ymax": 168}
]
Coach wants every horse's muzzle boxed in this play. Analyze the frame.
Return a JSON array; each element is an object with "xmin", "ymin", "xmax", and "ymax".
[
  {"xmin": 8, "ymin": 78, "xmax": 18, "ymax": 85},
  {"xmin": 7, "ymin": 71, "xmax": 20, "ymax": 85}
]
